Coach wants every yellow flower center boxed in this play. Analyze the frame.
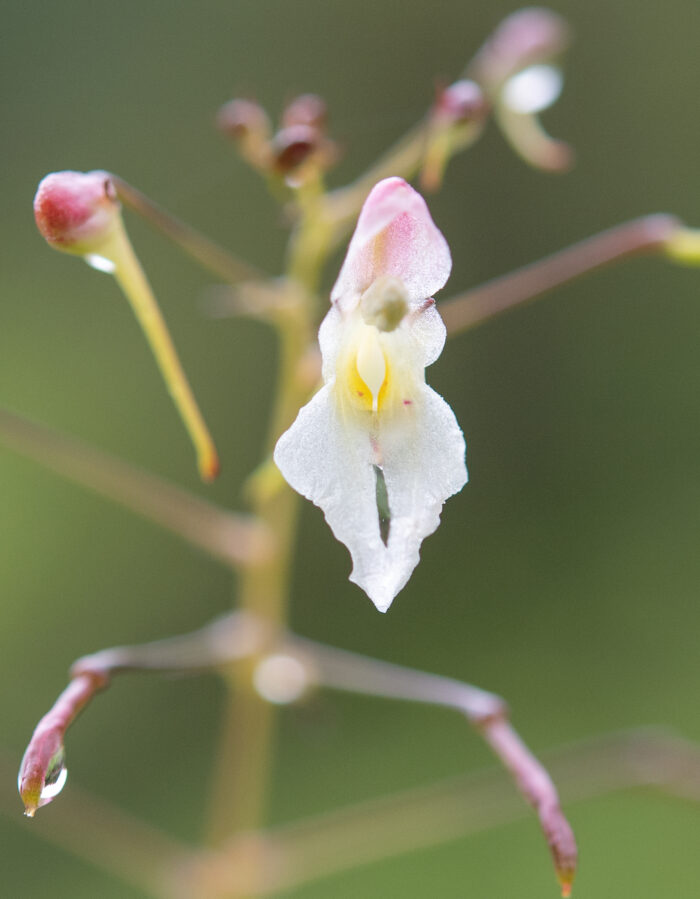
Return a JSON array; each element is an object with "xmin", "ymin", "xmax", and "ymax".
[
  {"xmin": 355, "ymin": 326, "xmax": 386, "ymax": 411},
  {"xmin": 339, "ymin": 323, "xmax": 390, "ymax": 413},
  {"xmin": 335, "ymin": 278, "xmax": 419, "ymax": 417}
]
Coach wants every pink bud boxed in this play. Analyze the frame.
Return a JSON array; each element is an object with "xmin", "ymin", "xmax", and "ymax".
[
  {"xmin": 282, "ymin": 93, "xmax": 328, "ymax": 131},
  {"xmin": 34, "ymin": 171, "xmax": 120, "ymax": 254},
  {"xmin": 471, "ymin": 8, "xmax": 570, "ymax": 88},
  {"xmin": 216, "ymin": 98, "xmax": 271, "ymax": 143},
  {"xmin": 332, "ymin": 177, "xmax": 451, "ymax": 309},
  {"xmin": 491, "ymin": 8, "xmax": 568, "ymax": 65},
  {"xmin": 271, "ymin": 125, "xmax": 320, "ymax": 174},
  {"xmin": 435, "ymin": 80, "xmax": 489, "ymax": 125}
]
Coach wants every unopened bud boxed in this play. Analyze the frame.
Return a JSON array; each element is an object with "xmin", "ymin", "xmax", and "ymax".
[
  {"xmin": 217, "ymin": 99, "xmax": 272, "ymax": 170},
  {"xmin": 422, "ymin": 80, "xmax": 489, "ymax": 192},
  {"xmin": 282, "ymin": 93, "xmax": 327, "ymax": 131},
  {"xmin": 216, "ymin": 98, "xmax": 271, "ymax": 143},
  {"xmin": 471, "ymin": 7, "xmax": 569, "ymax": 89},
  {"xmin": 271, "ymin": 124, "xmax": 320, "ymax": 174},
  {"xmin": 360, "ymin": 276, "xmax": 409, "ymax": 332},
  {"xmin": 435, "ymin": 80, "xmax": 488, "ymax": 125},
  {"xmin": 33, "ymin": 170, "xmax": 220, "ymax": 481},
  {"xmin": 34, "ymin": 171, "xmax": 120, "ymax": 256}
]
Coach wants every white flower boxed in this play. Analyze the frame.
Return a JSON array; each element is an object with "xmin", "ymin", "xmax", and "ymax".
[{"xmin": 274, "ymin": 177, "xmax": 467, "ymax": 611}]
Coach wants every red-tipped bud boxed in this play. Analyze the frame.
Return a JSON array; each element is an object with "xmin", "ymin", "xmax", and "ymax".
[
  {"xmin": 471, "ymin": 7, "xmax": 570, "ymax": 89},
  {"xmin": 34, "ymin": 171, "xmax": 221, "ymax": 480},
  {"xmin": 34, "ymin": 171, "xmax": 120, "ymax": 255},
  {"xmin": 271, "ymin": 124, "xmax": 320, "ymax": 174},
  {"xmin": 434, "ymin": 80, "xmax": 489, "ymax": 125},
  {"xmin": 216, "ymin": 98, "xmax": 271, "ymax": 143},
  {"xmin": 281, "ymin": 93, "xmax": 328, "ymax": 131}
]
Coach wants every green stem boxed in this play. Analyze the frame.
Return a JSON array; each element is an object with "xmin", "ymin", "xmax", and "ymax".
[
  {"xmin": 322, "ymin": 121, "xmax": 429, "ymax": 244},
  {"xmin": 206, "ymin": 192, "xmax": 319, "ymax": 848},
  {"xmin": 322, "ymin": 116, "xmax": 484, "ymax": 252},
  {"xmin": 106, "ymin": 222, "xmax": 220, "ymax": 481}
]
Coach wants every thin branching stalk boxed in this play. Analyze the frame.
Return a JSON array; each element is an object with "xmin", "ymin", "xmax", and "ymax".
[
  {"xmin": 17, "ymin": 614, "xmax": 271, "ymax": 819},
  {"xmin": 440, "ymin": 214, "xmax": 684, "ymax": 336},
  {"xmin": 174, "ymin": 729, "xmax": 700, "ymax": 897},
  {"xmin": 0, "ymin": 407, "xmax": 272, "ymax": 569},
  {"xmin": 112, "ymin": 176, "xmax": 263, "ymax": 284},
  {"xmin": 294, "ymin": 637, "xmax": 576, "ymax": 893}
]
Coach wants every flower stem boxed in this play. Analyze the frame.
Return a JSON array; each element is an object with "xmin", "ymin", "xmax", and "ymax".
[
  {"xmin": 322, "ymin": 99, "xmax": 486, "ymax": 247},
  {"xmin": 196, "ymin": 729, "xmax": 700, "ymax": 898},
  {"xmin": 104, "ymin": 222, "xmax": 221, "ymax": 480},
  {"xmin": 111, "ymin": 175, "xmax": 263, "ymax": 284},
  {"xmin": 205, "ymin": 203, "xmax": 318, "ymax": 848},
  {"xmin": 323, "ymin": 121, "xmax": 429, "ymax": 240},
  {"xmin": 19, "ymin": 673, "xmax": 106, "ymax": 817},
  {"xmin": 441, "ymin": 214, "xmax": 684, "ymax": 336},
  {"xmin": 294, "ymin": 638, "xmax": 577, "ymax": 894},
  {"xmin": 0, "ymin": 407, "xmax": 271, "ymax": 568},
  {"xmin": 17, "ymin": 614, "xmax": 270, "ymax": 820}
]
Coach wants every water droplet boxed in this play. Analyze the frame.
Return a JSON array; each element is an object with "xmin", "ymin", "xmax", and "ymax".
[
  {"xmin": 502, "ymin": 64, "xmax": 563, "ymax": 115},
  {"xmin": 84, "ymin": 253, "xmax": 116, "ymax": 274},
  {"xmin": 34, "ymin": 746, "xmax": 68, "ymax": 809},
  {"xmin": 18, "ymin": 743, "xmax": 69, "ymax": 816}
]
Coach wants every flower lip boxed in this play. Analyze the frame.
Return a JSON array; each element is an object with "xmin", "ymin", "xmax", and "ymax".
[
  {"xmin": 34, "ymin": 170, "xmax": 119, "ymax": 252},
  {"xmin": 331, "ymin": 176, "xmax": 452, "ymax": 310}
]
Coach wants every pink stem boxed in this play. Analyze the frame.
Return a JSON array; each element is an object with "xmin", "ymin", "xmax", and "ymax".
[
  {"xmin": 440, "ymin": 214, "xmax": 682, "ymax": 336},
  {"xmin": 18, "ymin": 672, "xmax": 107, "ymax": 816},
  {"xmin": 482, "ymin": 718, "xmax": 576, "ymax": 896},
  {"xmin": 295, "ymin": 637, "xmax": 577, "ymax": 894},
  {"xmin": 17, "ymin": 613, "xmax": 269, "ymax": 817}
]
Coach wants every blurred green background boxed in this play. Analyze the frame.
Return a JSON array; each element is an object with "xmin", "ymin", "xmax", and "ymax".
[{"xmin": 3, "ymin": 0, "xmax": 700, "ymax": 895}]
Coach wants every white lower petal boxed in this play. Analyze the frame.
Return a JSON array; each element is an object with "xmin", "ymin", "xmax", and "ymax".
[
  {"xmin": 375, "ymin": 387, "xmax": 467, "ymax": 610},
  {"xmin": 273, "ymin": 383, "xmax": 467, "ymax": 612}
]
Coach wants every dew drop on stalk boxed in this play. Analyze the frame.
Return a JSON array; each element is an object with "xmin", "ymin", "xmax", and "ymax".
[
  {"xmin": 41, "ymin": 748, "xmax": 68, "ymax": 804},
  {"xmin": 84, "ymin": 253, "xmax": 116, "ymax": 273},
  {"xmin": 19, "ymin": 745, "xmax": 69, "ymax": 815}
]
